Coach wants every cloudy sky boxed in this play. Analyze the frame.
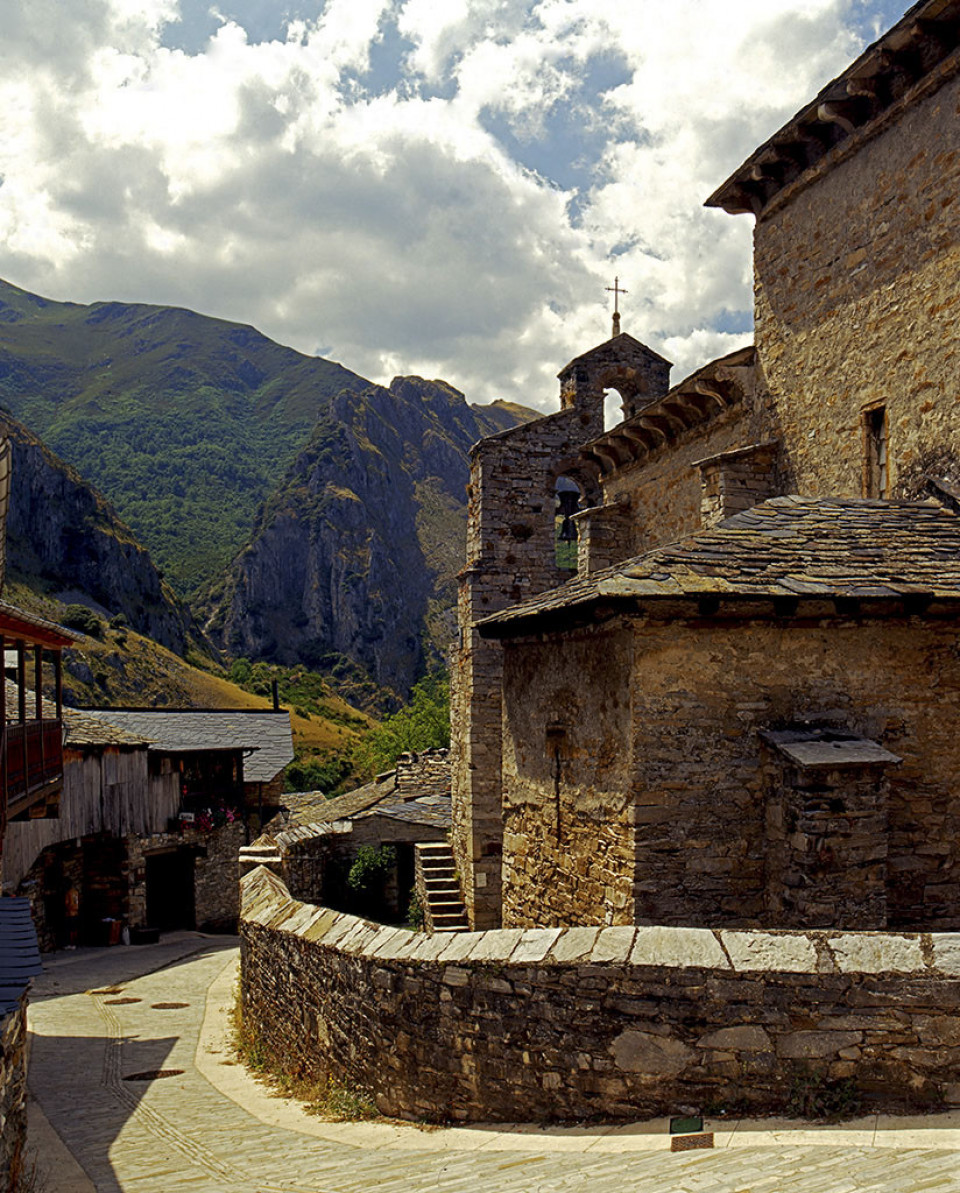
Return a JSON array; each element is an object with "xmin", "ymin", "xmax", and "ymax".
[{"xmin": 1, "ymin": 0, "xmax": 907, "ymax": 410}]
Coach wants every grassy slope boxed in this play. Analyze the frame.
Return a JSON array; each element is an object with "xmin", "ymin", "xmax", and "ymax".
[
  {"xmin": 5, "ymin": 581, "xmax": 368, "ymax": 758},
  {"xmin": 0, "ymin": 279, "xmax": 369, "ymax": 595}
]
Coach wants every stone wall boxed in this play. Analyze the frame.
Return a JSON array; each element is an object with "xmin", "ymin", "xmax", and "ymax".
[
  {"xmin": 754, "ymin": 67, "xmax": 960, "ymax": 500},
  {"xmin": 500, "ymin": 626, "xmax": 636, "ymax": 927},
  {"xmin": 240, "ymin": 866, "xmax": 960, "ymax": 1123},
  {"xmin": 395, "ymin": 749, "xmax": 450, "ymax": 798},
  {"xmin": 601, "ymin": 404, "xmax": 753, "ymax": 557},
  {"xmin": 0, "ymin": 999, "xmax": 28, "ymax": 1191},
  {"xmin": 498, "ymin": 612, "xmax": 960, "ymax": 931},
  {"xmin": 696, "ymin": 442, "xmax": 781, "ymax": 529},
  {"xmin": 453, "ymin": 403, "xmax": 603, "ymax": 929}
]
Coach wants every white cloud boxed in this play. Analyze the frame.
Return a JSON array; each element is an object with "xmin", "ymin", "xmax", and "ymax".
[{"xmin": 0, "ymin": 0, "xmax": 886, "ymax": 410}]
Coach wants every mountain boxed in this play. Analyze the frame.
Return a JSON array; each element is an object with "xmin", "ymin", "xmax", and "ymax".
[
  {"xmin": 202, "ymin": 377, "xmax": 535, "ymax": 701},
  {"xmin": 1, "ymin": 409, "xmax": 193, "ymax": 653},
  {"xmin": 0, "ymin": 278, "xmax": 368, "ymax": 595}
]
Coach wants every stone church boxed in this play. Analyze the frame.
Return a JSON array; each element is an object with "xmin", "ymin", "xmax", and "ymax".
[{"xmin": 450, "ymin": 0, "xmax": 960, "ymax": 937}]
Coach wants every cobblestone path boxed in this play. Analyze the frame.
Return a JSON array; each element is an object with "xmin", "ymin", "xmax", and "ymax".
[{"xmin": 26, "ymin": 937, "xmax": 960, "ymax": 1192}]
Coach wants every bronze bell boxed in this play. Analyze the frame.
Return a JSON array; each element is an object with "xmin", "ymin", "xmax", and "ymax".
[{"xmin": 556, "ymin": 488, "xmax": 579, "ymax": 542}]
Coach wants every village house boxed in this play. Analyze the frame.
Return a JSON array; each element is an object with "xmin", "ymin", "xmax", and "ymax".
[
  {"xmin": 8, "ymin": 706, "xmax": 294, "ymax": 946},
  {"xmin": 450, "ymin": 0, "xmax": 960, "ymax": 934},
  {"xmin": 245, "ymin": 748, "xmax": 457, "ymax": 926},
  {"xmin": 0, "ymin": 435, "xmax": 79, "ymax": 1186}
]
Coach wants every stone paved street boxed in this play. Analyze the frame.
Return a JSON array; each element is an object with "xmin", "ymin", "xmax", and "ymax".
[{"xmin": 26, "ymin": 935, "xmax": 960, "ymax": 1192}]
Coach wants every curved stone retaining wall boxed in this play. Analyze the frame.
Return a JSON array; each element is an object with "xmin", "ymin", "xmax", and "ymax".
[{"xmin": 240, "ymin": 866, "xmax": 960, "ymax": 1122}]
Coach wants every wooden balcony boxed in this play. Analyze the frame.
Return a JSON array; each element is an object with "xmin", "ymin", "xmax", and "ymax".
[{"xmin": 3, "ymin": 720, "xmax": 63, "ymax": 822}]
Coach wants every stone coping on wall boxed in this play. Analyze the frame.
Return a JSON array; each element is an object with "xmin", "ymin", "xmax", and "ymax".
[
  {"xmin": 273, "ymin": 822, "xmax": 352, "ymax": 853},
  {"xmin": 240, "ymin": 865, "xmax": 960, "ymax": 977}
]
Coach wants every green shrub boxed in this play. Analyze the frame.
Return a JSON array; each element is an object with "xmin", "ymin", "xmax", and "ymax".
[
  {"xmin": 347, "ymin": 845, "xmax": 397, "ymax": 895},
  {"xmin": 61, "ymin": 604, "xmax": 104, "ymax": 638},
  {"xmin": 353, "ymin": 672, "xmax": 449, "ymax": 777},
  {"xmin": 786, "ymin": 1067, "xmax": 861, "ymax": 1121}
]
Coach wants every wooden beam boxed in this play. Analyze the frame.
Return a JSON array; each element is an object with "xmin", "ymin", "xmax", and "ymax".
[
  {"xmin": 16, "ymin": 641, "xmax": 25, "ymax": 724},
  {"xmin": 34, "ymin": 645, "xmax": 42, "ymax": 721}
]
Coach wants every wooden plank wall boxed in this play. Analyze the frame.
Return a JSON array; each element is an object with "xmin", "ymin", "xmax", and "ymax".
[{"xmin": 3, "ymin": 746, "xmax": 180, "ymax": 888}]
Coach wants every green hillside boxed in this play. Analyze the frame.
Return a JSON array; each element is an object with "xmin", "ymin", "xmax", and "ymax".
[{"xmin": 0, "ymin": 279, "xmax": 369, "ymax": 594}]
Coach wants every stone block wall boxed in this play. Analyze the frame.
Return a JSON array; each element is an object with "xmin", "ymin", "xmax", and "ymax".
[
  {"xmin": 764, "ymin": 758, "xmax": 890, "ymax": 929},
  {"xmin": 453, "ymin": 404, "xmax": 604, "ymax": 929},
  {"xmin": 240, "ymin": 866, "xmax": 960, "ymax": 1123},
  {"xmin": 600, "ymin": 400, "xmax": 755, "ymax": 559},
  {"xmin": 696, "ymin": 442, "xmax": 780, "ymax": 529},
  {"xmin": 129, "ymin": 820, "xmax": 245, "ymax": 932},
  {"xmin": 498, "ymin": 613, "xmax": 960, "ymax": 931},
  {"xmin": 754, "ymin": 68, "xmax": 960, "ymax": 500}
]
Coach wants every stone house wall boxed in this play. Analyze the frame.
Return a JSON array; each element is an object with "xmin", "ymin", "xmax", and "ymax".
[
  {"xmin": 128, "ymin": 820, "xmax": 245, "ymax": 932},
  {"xmin": 754, "ymin": 68, "xmax": 960, "ymax": 500},
  {"xmin": 240, "ymin": 866, "xmax": 960, "ymax": 1124},
  {"xmin": 600, "ymin": 404, "xmax": 755, "ymax": 556},
  {"xmin": 498, "ymin": 612, "xmax": 960, "ymax": 931},
  {"xmin": 0, "ymin": 999, "xmax": 28, "ymax": 1192},
  {"xmin": 500, "ymin": 625, "xmax": 636, "ymax": 927}
]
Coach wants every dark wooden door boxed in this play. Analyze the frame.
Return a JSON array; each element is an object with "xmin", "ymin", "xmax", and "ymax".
[{"xmin": 145, "ymin": 849, "xmax": 195, "ymax": 931}]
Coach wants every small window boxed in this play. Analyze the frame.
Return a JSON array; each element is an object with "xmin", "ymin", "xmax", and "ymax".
[{"xmin": 863, "ymin": 405, "xmax": 888, "ymax": 498}]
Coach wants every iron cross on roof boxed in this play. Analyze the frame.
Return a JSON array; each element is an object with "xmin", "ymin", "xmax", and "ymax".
[{"xmin": 606, "ymin": 276, "xmax": 627, "ymax": 337}]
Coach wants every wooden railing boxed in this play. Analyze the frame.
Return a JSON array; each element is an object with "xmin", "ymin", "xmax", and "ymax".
[{"xmin": 2, "ymin": 720, "xmax": 63, "ymax": 813}]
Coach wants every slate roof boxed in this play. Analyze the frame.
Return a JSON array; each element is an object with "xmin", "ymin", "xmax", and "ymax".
[
  {"xmin": 0, "ymin": 600, "xmax": 81, "ymax": 647},
  {"xmin": 0, "ymin": 898, "xmax": 41, "ymax": 1016},
  {"xmin": 760, "ymin": 729, "xmax": 902, "ymax": 770},
  {"xmin": 480, "ymin": 497, "xmax": 960, "ymax": 634},
  {"xmin": 85, "ymin": 710, "xmax": 294, "ymax": 782},
  {"xmin": 273, "ymin": 771, "xmax": 451, "ymax": 832},
  {"xmin": 62, "ymin": 708, "xmax": 151, "ymax": 748},
  {"xmin": 373, "ymin": 792, "xmax": 451, "ymax": 830}
]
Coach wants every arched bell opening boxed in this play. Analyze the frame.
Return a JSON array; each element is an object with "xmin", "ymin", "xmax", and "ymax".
[
  {"xmin": 554, "ymin": 476, "xmax": 583, "ymax": 571},
  {"xmin": 603, "ymin": 389, "xmax": 624, "ymax": 433},
  {"xmin": 601, "ymin": 374, "xmax": 645, "ymax": 433}
]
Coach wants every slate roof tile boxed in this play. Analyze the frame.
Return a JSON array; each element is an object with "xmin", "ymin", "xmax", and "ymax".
[
  {"xmin": 480, "ymin": 496, "xmax": 960, "ymax": 632},
  {"xmin": 85, "ymin": 710, "xmax": 294, "ymax": 781}
]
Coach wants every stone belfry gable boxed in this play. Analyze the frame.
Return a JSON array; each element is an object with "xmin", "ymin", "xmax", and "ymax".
[
  {"xmin": 558, "ymin": 333, "xmax": 672, "ymax": 420},
  {"xmin": 450, "ymin": 332, "xmax": 670, "ymax": 929}
]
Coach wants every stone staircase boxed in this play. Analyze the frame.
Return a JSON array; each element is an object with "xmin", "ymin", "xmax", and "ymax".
[{"xmin": 415, "ymin": 842, "xmax": 469, "ymax": 933}]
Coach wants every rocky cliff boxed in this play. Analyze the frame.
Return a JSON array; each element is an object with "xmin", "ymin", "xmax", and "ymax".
[
  {"xmin": 203, "ymin": 378, "xmax": 533, "ymax": 700},
  {"xmin": 0, "ymin": 278, "xmax": 368, "ymax": 594},
  {"xmin": 0, "ymin": 410, "xmax": 193, "ymax": 653}
]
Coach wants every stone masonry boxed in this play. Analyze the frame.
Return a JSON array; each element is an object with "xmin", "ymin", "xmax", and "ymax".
[
  {"xmin": 241, "ymin": 865, "xmax": 960, "ymax": 1123},
  {"xmin": 452, "ymin": 336, "xmax": 671, "ymax": 928},
  {"xmin": 0, "ymin": 1000, "xmax": 27, "ymax": 1192},
  {"xmin": 486, "ymin": 566, "xmax": 960, "ymax": 931}
]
